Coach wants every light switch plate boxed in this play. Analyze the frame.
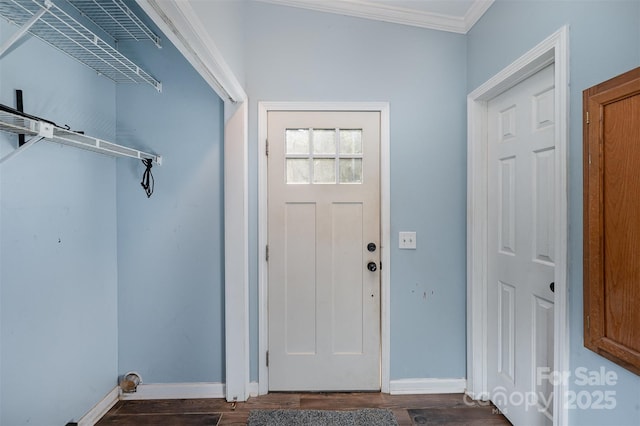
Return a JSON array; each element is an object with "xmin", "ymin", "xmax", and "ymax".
[{"xmin": 399, "ymin": 231, "xmax": 417, "ymax": 249}]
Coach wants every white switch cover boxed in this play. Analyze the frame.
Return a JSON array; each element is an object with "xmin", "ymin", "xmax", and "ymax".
[{"xmin": 399, "ymin": 232, "xmax": 417, "ymax": 249}]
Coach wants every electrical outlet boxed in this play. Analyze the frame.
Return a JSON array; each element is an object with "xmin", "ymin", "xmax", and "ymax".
[{"xmin": 399, "ymin": 231, "xmax": 417, "ymax": 249}]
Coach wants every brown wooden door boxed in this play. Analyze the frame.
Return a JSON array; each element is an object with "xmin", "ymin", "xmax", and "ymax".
[{"xmin": 584, "ymin": 67, "xmax": 640, "ymax": 375}]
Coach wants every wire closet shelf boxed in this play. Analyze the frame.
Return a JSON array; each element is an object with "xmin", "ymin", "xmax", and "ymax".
[
  {"xmin": 67, "ymin": 0, "xmax": 161, "ymax": 47},
  {"xmin": 0, "ymin": 0, "xmax": 162, "ymax": 91},
  {"xmin": 0, "ymin": 106, "xmax": 162, "ymax": 165}
]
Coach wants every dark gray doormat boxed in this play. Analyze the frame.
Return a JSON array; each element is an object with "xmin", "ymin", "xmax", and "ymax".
[{"xmin": 247, "ymin": 408, "xmax": 398, "ymax": 425}]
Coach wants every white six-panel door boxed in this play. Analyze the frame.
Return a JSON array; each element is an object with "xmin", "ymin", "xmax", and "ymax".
[
  {"xmin": 267, "ymin": 111, "xmax": 381, "ymax": 391},
  {"xmin": 487, "ymin": 64, "xmax": 556, "ymax": 425}
]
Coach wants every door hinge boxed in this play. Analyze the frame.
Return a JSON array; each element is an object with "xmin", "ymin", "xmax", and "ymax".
[
  {"xmin": 586, "ymin": 111, "xmax": 590, "ymax": 124},
  {"xmin": 266, "ymin": 350, "xmax": 269, "ymax": 367},
  {"xmin": 265, "ymin": 245, "xmax": 269, "ymax": 262},
  {"xmin": 586, "ymin": 315, "xmax": 590, "ymax": 331},
  {"xmin": 265, "ymin": 139, "xmax": 269, "ymax": 156}
]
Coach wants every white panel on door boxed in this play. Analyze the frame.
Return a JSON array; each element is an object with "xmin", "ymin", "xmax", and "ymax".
[
  {"xmin": 533, "ymin": 296, "xmax": 554, "ymax": 419},
  {"xmin": 285, "ymin": 202, "xmax": 317, "ymax": 354},
  {"xmin": 499, "ymin": 157, "xmax": 516, "ymax": 255},
  {"xmin": 533, "ymin": 87, "xmax": 555, "ymax": 129},
  {"xmin": 332, "ymin": 203, "xmax": 364, "ymax": 354},
  {"xmin": 500, "ymin": 105, "xmax": 517, "ymax": 140},
  {"xmin": 498, "ymin": 281, "xmax": 515, "ymax": 383},
  {"xmin": 533, "ymin": 148, "xmax": 555, "ymax": 265}
]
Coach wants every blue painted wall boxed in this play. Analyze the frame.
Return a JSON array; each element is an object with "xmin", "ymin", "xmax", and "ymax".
[
  {"xmin": 188, "ymin": 0, "xmax": 247, "ymax": 88},
  {"xmin": 244, "ymin": 2, "xmax": 468, "ymax": 381},
  {"xmin": 0, "ymin": 18, "xmax": 118, "ymax": 426},
  {"xmin": 468, "ymin": 1, "xmax": 640, "ymax": 424},
  {"xmin": 115, "ymin": 1, "xmax": 225, "ymax": 383}
]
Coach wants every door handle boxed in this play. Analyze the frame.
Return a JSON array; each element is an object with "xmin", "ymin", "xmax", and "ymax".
[
  {"xmin": 367, "ymin": 261, "xmax": 377, "ymax": 272},
  {"xmin": 550, "ymin": 282, "xmax": 555, "ymax": 293}
]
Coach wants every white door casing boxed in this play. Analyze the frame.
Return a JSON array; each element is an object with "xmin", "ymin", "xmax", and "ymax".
[
  {"xmin": 267, "ymin": 111, "xmax": 380, "ymax": 391},
  {"xmin": 258, "ymin": 102, "xmax": 391, "ymax": 395},
  {"xmin": 487, "ymin": 64, "xmax": 555, "ymax": 425},
  {"xmin": 467, "ymin": 26, "xmax": 569, "ymax": 426}
]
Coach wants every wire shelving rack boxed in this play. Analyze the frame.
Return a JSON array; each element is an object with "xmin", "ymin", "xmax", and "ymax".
[
  {"xmin": 0, "ymin": 0, "xmax": 162, "ymax": 91},
  {"xmin": 0, "ymin": 106, "xmax": 162, "ymax": 165}
]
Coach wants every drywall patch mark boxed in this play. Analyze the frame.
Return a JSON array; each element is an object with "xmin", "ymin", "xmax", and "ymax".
[{"xmin": 411, "ymin": 283, "xmax": 435, "ymax": 302}]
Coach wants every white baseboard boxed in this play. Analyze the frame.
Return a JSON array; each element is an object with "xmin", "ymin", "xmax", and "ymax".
[
  {"xmin": 389, "ymin": 378, "xmax": 467, "ymax": 395},
  {"xmin": 120, "ymin": 382, "xmax": 226, "ymax": 400},
  {"xmin": 247, "ymin": 381, "xmax": 259, "ymax": 397},
  {"xmin": 119, "ymin": 381, "xmax": 261, "ymax": 401},
  {"xmin": 77, "ymin": 386, "xmax": 119, "ymax": 426}
]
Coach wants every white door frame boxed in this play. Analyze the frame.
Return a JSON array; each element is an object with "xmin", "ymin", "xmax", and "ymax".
[
  {"xmin": 466, "ymin": 26, "xmax": 569, "ymax": 426},
  {"xmin": 258, "ymin": 102, "xmax": 391, "ymax": 395}
]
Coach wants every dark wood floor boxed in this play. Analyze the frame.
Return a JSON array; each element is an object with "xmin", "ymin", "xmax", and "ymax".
[{"xmin": 97, "ymin": 392, "xmax": 511, "ymax": 425}]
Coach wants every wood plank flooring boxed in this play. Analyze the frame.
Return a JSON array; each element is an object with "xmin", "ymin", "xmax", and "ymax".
[{"xmin": 97, "ymin": 393, "xmax": 511, "ymax": 425}]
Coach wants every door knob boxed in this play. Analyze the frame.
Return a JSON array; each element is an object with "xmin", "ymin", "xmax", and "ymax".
[
  {"xmin": 367, "ymin": 242, "xmax": 377, "ymax": 252},
  {"xmin": 550, "ymin": 282, "xmax": 555, "ymax": 293},
  {"xmin": 367, "ymin": 261, "xmax": 377, "ymax": 272}
]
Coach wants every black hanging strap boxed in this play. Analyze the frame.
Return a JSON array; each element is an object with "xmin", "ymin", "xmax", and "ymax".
[
  {"xmin": 140, "ymin": 158, "xmax": 154, "ymax": 198},
  {"xmin": 16, "ymin": 90, "xmax": 25, "ymax": 146}
]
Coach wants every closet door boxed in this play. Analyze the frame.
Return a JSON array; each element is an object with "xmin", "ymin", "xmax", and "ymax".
[{"xmin": 584, "ymin": 67, "xmax": 640, "ymax": 375}]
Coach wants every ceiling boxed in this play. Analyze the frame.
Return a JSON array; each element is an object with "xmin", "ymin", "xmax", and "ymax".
[{"xmin": 256, "ymin": 0, "xmax": 495, "ymax": 34}]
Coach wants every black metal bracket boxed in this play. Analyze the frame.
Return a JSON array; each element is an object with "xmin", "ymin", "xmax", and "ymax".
[{"xmin": 16, "ymin": 89, "xmax": 24, "ymax": 146}]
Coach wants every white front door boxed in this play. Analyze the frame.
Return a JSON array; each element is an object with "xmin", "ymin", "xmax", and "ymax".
[
  {"xmin": 487, "ymin": 64, "xmax": 556, "ymax": 425},
  {"xmin": 267, "ymin": 110, "xmax": 381, "ymax": 391}
]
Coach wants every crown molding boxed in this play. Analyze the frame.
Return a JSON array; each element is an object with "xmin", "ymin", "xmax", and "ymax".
[
  {"xmin": 256, "ymin": 0, "xmax": 494, "ymax": 34},
  {"xmin": 464, "ymin": 0, "xmax": 495, "ymax": 32}
]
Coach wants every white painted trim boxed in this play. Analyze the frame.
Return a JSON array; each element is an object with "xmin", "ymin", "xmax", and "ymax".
[
  {"xmin": 256, "ymin": 0, "xmax": 493, "ymax": 34},
  {"xmin": 115, "ymin": 382, "xmax": 259, "ymax": 402},
  {"xmin": 258, "ymin": 102, "xmax": 269, "ymax": 396},
  {"xmin": 464, "ymin": 1, "xmax": 495, "ymax": 32},
  {"xmin": 551, "ymin": 28, "xmax": 570, "ymax": 426},
  {"xmin": 135, "ymin": 0, "xmax": 246, "ymax": 103},
  {"xmin": 224, "ymin": 101, "xmax": 250, "ymax": 402},
  {"xmin": 77, "ymin": 386, "xmax": 119, "ymax": 426},
  {"xmin": 120, "ymin": 383, "xmax": 225, "ymax": 400},
  {"xmin": 258, "ymin": 101, "xmax": 391, "ymax": 394},
  {"xmin": 247, "ymin": 381, "xmax": 260, "ymax": 398},
  {"xmin": 389, "ymin": 378, "xmax": 467, "ymax": 395},
  {"xmin": 466, "ymin": 26, "xmax": 569, "ymax": 426},
  {"xmin": 379, "ymin": 102, "xmax": 391, "ymax": 395}
]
